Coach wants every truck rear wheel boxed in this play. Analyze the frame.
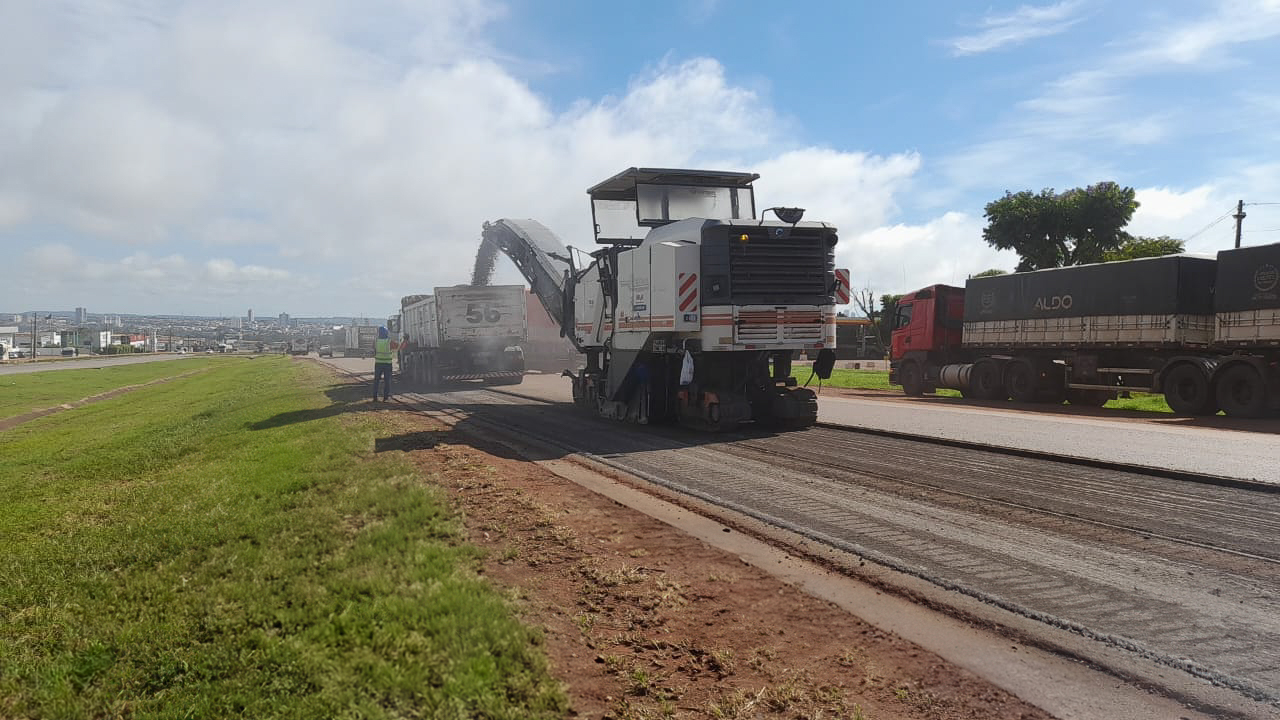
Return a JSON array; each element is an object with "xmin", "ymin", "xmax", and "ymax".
[
  {"xmin": 971, "ymin": 361, "xmax": 1005, "ymax": 401},
  {"xmin": 1163, "ymin": 364, "xmax": 1216, "ymax": 416},
  {"xmin": 899, "ymin": 362, "xmax": 925, "ymax": 397},
  {"xmin": 1216, "ymin": 364, "xmax": 1267, "ymax": 418},
  {"xmin": 1004, "ymin": 361, "xmax": 1038, "ymax": 403}
]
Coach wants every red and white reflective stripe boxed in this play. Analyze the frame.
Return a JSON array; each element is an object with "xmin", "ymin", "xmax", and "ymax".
[
  {"xmin": 678, "ymin": 272, "xmax": 699, "ymax": 312},
  {"xmin": 835, "ymin": 268, "xmax": 851, "ymax": 304}
]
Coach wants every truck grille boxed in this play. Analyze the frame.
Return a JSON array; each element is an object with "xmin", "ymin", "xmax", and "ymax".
[{"xmin": 729, "ymin": 234, "xmax": 830, "ymax": 301}]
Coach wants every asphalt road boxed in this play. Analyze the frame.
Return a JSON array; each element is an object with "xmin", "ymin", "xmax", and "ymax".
[
  {"xmin": 0, "ymin": 353, "xmax": 201, "ymax": 376},
  {"xmin": 491, "ymin": 373, "xmax": 1279, "ymax": 485}
]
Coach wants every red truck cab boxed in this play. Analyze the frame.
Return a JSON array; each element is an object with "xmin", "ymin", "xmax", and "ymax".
[{"xmin": 888, "ymin": 284, "xmax": 965, "ymax": 393}]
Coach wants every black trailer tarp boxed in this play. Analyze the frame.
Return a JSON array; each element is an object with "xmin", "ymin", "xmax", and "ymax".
[
  {"xmin": 963, "ymin": 255, "xmax": 1216, "ymax": 322},
  {"xmin": 1215, "ymin": 242, "xmax": 1280, "ymax": 312}
]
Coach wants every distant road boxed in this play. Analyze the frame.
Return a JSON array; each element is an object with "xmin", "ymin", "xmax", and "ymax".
[{"xmin": 0, "ymin": 353, "xmax": 201, "ymax": 376}]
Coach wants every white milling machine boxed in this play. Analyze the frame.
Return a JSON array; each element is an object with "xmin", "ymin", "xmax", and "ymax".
[{"xmin": 483, "ymin": 167, "xmax": 848, "ymax": 431}]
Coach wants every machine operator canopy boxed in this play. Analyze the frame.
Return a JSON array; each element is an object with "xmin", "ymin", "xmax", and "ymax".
[{"xmin": 588, "ymin": 167, "xmax": 759, "ymax": 246}]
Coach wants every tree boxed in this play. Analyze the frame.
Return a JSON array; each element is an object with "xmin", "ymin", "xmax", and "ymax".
[
  {"xmin": 876, "ymin": 293, "xmax": 903, "ymax": 349},
  {"xmin": 848, "ymin": 289, "xmax": 902, "ymax": 353},
  {"xmin": 982, "ymin": 182, "xmax": 1139, "ymax": 271},
  {"xmin": 972, "ymin": 268, "xmax": 1008, "ymax": 278},
  {"xmin": 1102, "ymin": 235, "xmax": 1185, "ymax": 262}
]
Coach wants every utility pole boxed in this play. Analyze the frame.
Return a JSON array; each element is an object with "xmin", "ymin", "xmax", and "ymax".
[
  {"xmin": 30, "ymin": 313, "xmax": 35, "ymax": 363},
  {"xmin": 1233, "ymin": 199, "xmax": 1247, "ymax": 249}
]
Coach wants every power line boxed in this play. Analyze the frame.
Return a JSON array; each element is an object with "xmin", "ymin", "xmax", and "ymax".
[
  {"xmin": 1245, "ymin": 202, "xmax": 1280, "ymax": 206},
  {"xmin": 1244, "ymin": 228, "xmax": 1280, "ymax": 233},
  {"xmin": 1184, "ymin": 209, "xmax": 1234, "ymax": 242}
]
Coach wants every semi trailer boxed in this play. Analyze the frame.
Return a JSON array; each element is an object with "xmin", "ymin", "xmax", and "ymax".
[
  {"xmin": 398, "ymin": 285, "xmax": 526, "ymax": 387},
  {"xmin": 288, "ymin": 338, "xmax": 309, "ymax": 356},
  {"xmin": 480, "ymin": 167, "xmax": 849, "ymax": 431},
  {"xmin": 889, "ymin": 243, "xmax": 1280, "ymax": 417}
]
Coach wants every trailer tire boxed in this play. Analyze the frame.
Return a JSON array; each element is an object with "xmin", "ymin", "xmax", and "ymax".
[
  {"xmin": 899, "ymin": 361, "xmax": 925, "ymax": 397},
  {"xmin": 971, "ymin": 360, "xmax": 1005, "ymax": 401},
  {"xmin": 1004, "ymin": 361, "xmax": 1038, "ymax": 403},
  {"xmin": 1216, "ymin": 364, "xmax": 1267, "ymax": 418},
  {"xmin": 1163, "ymin": 363, "xmax": 1216, "ymax": 416}
]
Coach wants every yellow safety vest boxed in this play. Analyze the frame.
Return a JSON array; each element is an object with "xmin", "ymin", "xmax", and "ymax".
[{"xmin": 374, "ymin": 338, "xmax": 393, "ymax": 363}]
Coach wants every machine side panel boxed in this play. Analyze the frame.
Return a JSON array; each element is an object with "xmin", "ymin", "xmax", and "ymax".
[
  {"xmin": 614, "ymin": 248, "xmax": 650, "ymax": 351},
  {"xmin": 672, "ymin": 243, "xmax": 701, "ymax": 332}
]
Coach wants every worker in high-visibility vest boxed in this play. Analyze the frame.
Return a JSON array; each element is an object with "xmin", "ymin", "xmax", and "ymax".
[{"xmin": 372, "ymin": 326, "xmax": 399, "ymax": 402}]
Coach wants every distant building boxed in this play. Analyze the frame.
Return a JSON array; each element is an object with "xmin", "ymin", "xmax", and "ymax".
[
  {"xmin": 232, "ymin": 316, "xmax": 242, "ymax": 329},
  {"xmin": 0, "ymin": 326, "xmax": 16, "ymax": 350},
  {"xmin": 278, "ymin": 312, "xmax": 290, "ymax": 324},
  {"xmin": 74, "ymin": 307, "xmax": 88, "ymax": 324},
  {"xmin": 247, "ymin": 308, "xmax": 254, "ymax": 323}
]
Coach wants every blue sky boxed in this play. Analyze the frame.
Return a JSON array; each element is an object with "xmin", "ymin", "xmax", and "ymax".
[{"xmin": 2, "ymin": 0, "xmax": 1278, "ymax": 317}]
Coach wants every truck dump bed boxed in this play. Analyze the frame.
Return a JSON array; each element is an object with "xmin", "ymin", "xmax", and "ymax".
[
  {"xmin": 962, "ymin": 255, "xmax": 1217, "ymax": 348},
  {"xmin": 403, "ymin": 286, "xmax": 526, "ymax": 349}
]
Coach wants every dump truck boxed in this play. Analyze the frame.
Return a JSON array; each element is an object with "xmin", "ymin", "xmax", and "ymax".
[
  {"xmin": 344, "ymin": 325, "xmax": 379, "ymax": 358},
  {"xmin": 399, "ymin": 285, "xmax": 526, "ymax": 386}
]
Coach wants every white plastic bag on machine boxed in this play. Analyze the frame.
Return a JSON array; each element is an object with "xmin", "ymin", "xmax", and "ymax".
[{"xmin": 680, "ymin": 350, "xmax": 694, "ymax": 385}]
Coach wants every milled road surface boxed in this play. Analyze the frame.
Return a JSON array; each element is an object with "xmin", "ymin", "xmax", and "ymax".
[{"xmin": 325, "ymin": 359, "xmax": 1280, "ymax": 716}]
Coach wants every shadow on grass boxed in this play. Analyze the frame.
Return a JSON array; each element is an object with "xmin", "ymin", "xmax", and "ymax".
[
  {"xmin": 247, "ymin": 381, "xmax": 388, "ymax": 431},
  {"xmin": 374, "ymin": 432, "xmax": 441, "ymax": 453}
]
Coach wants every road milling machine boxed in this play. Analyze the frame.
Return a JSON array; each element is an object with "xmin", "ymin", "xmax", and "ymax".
[{"xmin": 482, "ymin": 167, "xmax": 848, "ymax": 431}]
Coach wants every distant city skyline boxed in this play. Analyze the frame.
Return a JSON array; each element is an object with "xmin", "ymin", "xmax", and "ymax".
[{"xmin": 3, "ymin": 1, "xmax": 1278, "ymax": 317}]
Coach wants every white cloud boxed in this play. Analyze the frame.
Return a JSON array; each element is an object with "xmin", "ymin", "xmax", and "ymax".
[
  {"xmin": 2, "ymin": 2, "xmax": 932, "ymax": 315},
  {"xmin": 20, "ymin": 243, "xmax": 294, "ymax": 311},
  {"xmin": 20, "ymin": 90, "xmax": 222, "ymax": 243},
  {"xmin": 1130, "ymin": 167, "xmax": 1280, "ymax": 253},
  {"xmin": 950, "ymin": 1, "xmax": 1085, "ymax": 55},
  {"xmin": 1124, "ymin": 0, "xmax": 1280, "ymax": 67},
  {"xmin": 843, "ymin": 212, "xmax": 1016, "ymax": 298}
]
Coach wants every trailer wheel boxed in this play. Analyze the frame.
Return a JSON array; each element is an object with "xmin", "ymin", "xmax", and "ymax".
[
  {"xmin": 971, "ymin": 361, "xmax": 1005, "ymax": 401},
  {"xmin": 1162, "ymin": 364, "xmax": 1216, "ymax": 416},
  {"xmin": 1004, "ymin": 361, "xmax": 1038, "ymax": 403},
  {"xmin": 899, "ymin": 362, "xmax": 925, "ymax": 397},
  {"xmin": 1216, "ymin": 364, "xmax": 1267, "ymax": 418}
]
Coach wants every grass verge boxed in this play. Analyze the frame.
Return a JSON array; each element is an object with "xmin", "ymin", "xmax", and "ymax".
[
  {"xmin": 0, "ymin": 357, "xmax": 223, "ymax": 420},
  {"xmin": 0, "ymin": 355, "xmax": 565, "ymax": 719},
  {"xmin": 811, "ymin": 368, "xmax": 1174, "ymax": 413}
]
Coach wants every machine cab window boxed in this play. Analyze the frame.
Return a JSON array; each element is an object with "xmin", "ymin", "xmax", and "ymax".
[{"xmin": 587, "ymin": 167, "xmax": 759, "ymax": 246}]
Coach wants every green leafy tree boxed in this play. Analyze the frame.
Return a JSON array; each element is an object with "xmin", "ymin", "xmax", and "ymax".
[
  {"xmin": 972, "ymin": 268, "xmax": 1008, "ymax": 278},
  {"xmin": 982, "ymin": 182, "xmax": 1139, "ymax": 271},
  {"xmin": 1102, "ymin": 235, "xmax": 1185, "ymax": 262}
]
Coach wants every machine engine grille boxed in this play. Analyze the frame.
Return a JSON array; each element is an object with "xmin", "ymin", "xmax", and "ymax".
[{"xmin": 729, "ymin": 233, "xmax": 830, "ymax": 302}]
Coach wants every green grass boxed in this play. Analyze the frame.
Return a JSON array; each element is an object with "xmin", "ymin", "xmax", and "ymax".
[
  {"xmin": 809, "ymin": 367, "xmax": 1173, "ymax": 413},
  {"xmin": 0, "ymin": 357, "xmax": 224, "ymax": 420},
  {"xmin": 0, "ymin": 355, "xmax": 565, "ymax": 719}
]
